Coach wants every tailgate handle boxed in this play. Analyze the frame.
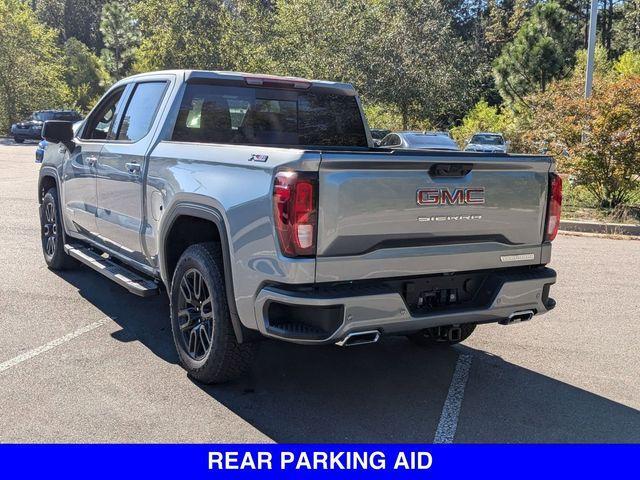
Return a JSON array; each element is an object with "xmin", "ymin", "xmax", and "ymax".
[{"xmin": 429, "ymin": 163, "xmax": 472, "ymax": 177}]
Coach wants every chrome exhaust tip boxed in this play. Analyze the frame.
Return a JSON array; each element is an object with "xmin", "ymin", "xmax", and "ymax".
[
  {"xmin": 499, "ymin": 309, "xmax": 535, "ymax": 325},
  {"xmin": 335, "ymin": 330, "xmax": 380, "ymax": 347}
]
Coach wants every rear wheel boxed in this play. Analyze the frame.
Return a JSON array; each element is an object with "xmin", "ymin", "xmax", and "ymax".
[
  {"xmin": 14, "ymin": 137, "xmax": 24, "ymax": 144},
  {"xmin": 40, "ymin": 188, "xmax": 76, "ymax": 270},
  {"xmin": 408, "ymin": 323, "xmax": 477, "ymax": 346},
  {"xmin": 169, "ymin": 243, "xmax": 255, "ymax": 384}
]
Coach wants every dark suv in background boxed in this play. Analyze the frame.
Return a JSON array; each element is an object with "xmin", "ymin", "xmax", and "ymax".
[{"xmin": 11, "ymin": 110, "xmax": 82, "ymax": 143}]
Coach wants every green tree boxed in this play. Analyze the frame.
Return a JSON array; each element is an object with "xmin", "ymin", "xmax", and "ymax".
[
  {"xmin": 100, "ymin": 1, "xmax": 140, "ymax": 79},
  {"xmin": 218, "ymin": 0, "xmax": 277, "ymax": 73},
  {"xmin": 493, "ymin": 1, "xmax": 577, "ymax": 104},
  {"xmin": 363, "ymin": 103, "xmax": 428, "ymax": 131},
  {"xmin": 484, "ymin": 0, "xmax": 536, "ymax": 57},
  {"xmin": 34, "ymin": 0, "xmax": 107, "ymax": 49},
  {"xmin": 613, "ymin": 50, "xmax": 640, "ymax": 76},
  {"xmin": 0, "ymin": 0, "xmax": 69, "ymax": 133},
  {"xmin": 615, "ymin": 0, "xmax": 640, "ymax": 52},
  {"xmin": 134, "ymin": 0, "xmax": 228, "ymax": 71},
  {"xmin": 450, "ymin": 99, "xmax": 510, "ymax": 145},
  {"xmin": 573, "ymin": 44, "xmax": 611, "ymax": 79},
  {"xmin": 364, "ymin": 0, "xmax": 481, "ymax": 128},
  {"xmin": 267, "ymin": 0, "xmax": 371, "ymax": 84},
  {"xmin": 63, "ymin": 38, "xmax": 110, "ymax": 111}
]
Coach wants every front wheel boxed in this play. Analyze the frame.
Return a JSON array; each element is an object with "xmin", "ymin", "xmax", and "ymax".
[
  {"xmin": 169, "ymin": 243, "xmax": 255, "ymax": 384},
  {"xmin": 40, "ymin": 188, "xmax": 76, "ymax": 270},
  {"xmin": 14, "ymin": 137, "xmax": 24, "ymax": 144},
  {"xmin": 408, "ymin": 323, "xmax": 477, "ymax": 347}
]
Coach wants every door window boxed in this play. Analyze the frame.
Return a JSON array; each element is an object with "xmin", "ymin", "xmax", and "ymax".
[
  {"xmin": 83, "ymin": 88, "xmax": 125, "ymax": 140},
  {"xmin": 117, "ymin": 82, "xmax": 167, "ymax": 142}
]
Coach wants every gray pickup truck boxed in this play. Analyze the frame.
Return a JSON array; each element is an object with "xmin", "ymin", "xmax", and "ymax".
[{"xmin": 38, "ymin": 70, "xmax": 561, "ymax": 383}]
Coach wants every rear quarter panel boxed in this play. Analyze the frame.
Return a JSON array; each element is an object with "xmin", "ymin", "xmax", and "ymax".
[{"xmin": 145, "ymin": 141, "xmax": 321, "ymax": 330}]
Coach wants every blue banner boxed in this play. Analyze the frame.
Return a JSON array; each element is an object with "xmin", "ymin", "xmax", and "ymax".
[{"xmin": 1, "ymin": 444, "xmax": 637, "ymax": 479}]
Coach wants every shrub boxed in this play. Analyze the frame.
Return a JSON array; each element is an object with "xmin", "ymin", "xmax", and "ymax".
[{"xmin": 526, "ymin": 75, "xmax": 640, "ymax": 208}]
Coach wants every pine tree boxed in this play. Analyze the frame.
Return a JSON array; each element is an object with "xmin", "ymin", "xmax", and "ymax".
[
  {"xmin": 100, "ymin": 1, "xmax": 140, "ymax": 80},
  {"xmin": 493, "ymin": 1, "xmax": 577, "ymax": 104}
]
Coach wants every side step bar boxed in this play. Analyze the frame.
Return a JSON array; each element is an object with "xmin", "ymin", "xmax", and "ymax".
[{"xmin": 64, "ymin": 244, "xmax": 159, "ymax": 297}]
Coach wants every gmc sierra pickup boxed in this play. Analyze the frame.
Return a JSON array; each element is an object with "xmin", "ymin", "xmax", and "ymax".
[{"xmin": 38, "ymin": 70, "xmax": 560, "ymax": 383}]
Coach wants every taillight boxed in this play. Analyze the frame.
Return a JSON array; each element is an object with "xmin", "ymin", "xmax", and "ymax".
[
  {"xmin": 545, "ymin": 173, "xmax": 563, "ymax": 241},
  {"xmin": 273, "ymin": 171, "xmax": 318, "ymax": 257}
]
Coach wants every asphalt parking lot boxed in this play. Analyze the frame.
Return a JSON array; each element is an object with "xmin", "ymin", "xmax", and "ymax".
[{"xmin": 0, "ymin": 139, "xmax": 639, "ymax": 443}]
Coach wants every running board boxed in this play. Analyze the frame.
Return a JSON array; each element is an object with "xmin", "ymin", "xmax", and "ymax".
[{"xmin": 64, "ymin": 244, "xmax": 159, "ymax": 297}]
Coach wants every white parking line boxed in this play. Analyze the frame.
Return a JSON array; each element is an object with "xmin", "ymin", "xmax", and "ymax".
[
  {"xmin": 433, "ymin": 353, "xmax": 472, "ymax": 443},
  {"xmin": 0, "ymin": 319, "xmax": 108, "ymax": 374}
]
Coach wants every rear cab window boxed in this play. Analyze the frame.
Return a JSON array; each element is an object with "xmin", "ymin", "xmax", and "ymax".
[{"xmin": 171, "ymin": 83, "xmax": 367, "ymax": 148}]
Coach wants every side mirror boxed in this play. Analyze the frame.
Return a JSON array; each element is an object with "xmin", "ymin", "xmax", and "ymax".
[{"xmin": 42, "ymin": 120, "xmax": 74, "ymax": 144}]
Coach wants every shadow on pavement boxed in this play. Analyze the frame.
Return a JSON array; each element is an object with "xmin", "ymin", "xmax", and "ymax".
[
  {"xmin": 56, "ymin": 266, "xmax": 640, "ymax": 443},
  {"xmin": 54, "ymin": 267, "xmax": 176, "ymax": 364}
]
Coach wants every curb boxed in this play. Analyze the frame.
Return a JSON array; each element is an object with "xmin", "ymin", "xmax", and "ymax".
[{"xmin": 560, "ymin": 219, "xmax": 640, "ymax": 236}]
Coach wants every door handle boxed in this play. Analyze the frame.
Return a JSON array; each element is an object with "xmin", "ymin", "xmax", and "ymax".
[
  {"xmin": 126, "ymin": 162, "xmax": 141, "ymax": 174},
  {"xmin": 86, "ymin": 155, "xmax": 98, "ymax": 166}
]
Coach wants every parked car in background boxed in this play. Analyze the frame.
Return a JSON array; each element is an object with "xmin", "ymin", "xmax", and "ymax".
[
  {"xmin": 379, "ymin": 131, "xmax": 460, "ymax": 151},
  {"xmin": 464, "ymin": 132, "xmax": 508, "ymax": 153},
  {"xmin": 11, "ymin": 110, "xmax": 82, "ymax": 143}
]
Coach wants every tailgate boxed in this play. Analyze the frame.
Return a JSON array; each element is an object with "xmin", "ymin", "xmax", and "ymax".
[{"xmin": 315, "ymin": 151, "xmax": 552, "ymax": 282}]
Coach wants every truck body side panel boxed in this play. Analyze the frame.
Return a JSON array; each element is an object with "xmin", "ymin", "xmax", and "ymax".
[{"xmin": 145, "ymin": 141, "xmax": 321, "ymax": 330}]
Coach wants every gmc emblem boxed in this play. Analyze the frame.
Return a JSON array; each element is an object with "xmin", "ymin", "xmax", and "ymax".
[{"xmin": 417, "ymin": 187, "xmax": 485, "ymax": 206}]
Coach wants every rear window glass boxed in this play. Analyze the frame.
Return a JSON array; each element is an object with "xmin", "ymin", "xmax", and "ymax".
[
  {"xmin": 52, "ymin": 112, "xmax": 80, "ymax": 121},
  {"xmin": 34, "ymin": 111, "xmax": 79, "ymax": 121},
  {"xmin": 470, "ymin": 134, "xmax": 504, "ymax": 145},
  {"xmin": 171, "ymin": 84, "xmax": 367, "ymax": 147},
  {"xmin": 406, "ymin": 134, "xmax": 459, "ymax": 149}
]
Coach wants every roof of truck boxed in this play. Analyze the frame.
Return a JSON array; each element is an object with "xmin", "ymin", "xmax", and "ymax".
[{"xmin": 121, "ymin": 69, "xmax": 356, "ymax": 94}]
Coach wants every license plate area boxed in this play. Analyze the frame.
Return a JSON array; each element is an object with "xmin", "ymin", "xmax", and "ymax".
[{"xmin": 402, "ymin": 272, "xmax": 497, "ymax": 315}]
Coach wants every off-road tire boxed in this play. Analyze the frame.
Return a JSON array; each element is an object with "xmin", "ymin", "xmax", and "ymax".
[
  {"xmin": 40, "ymin": 187, "xmax": 76, "ymax": 270},
  {"xmin": 170, "ymin": 242, "xmax": 255, "ymax": 384},
  {"xmin": 408, "ymin": 323, "xmax": 477, "ymax": 347}
]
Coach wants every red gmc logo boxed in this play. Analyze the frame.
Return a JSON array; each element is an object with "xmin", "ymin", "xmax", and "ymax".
[{"xmin": 417, "ymin": 187, "xmax": 485, "ymax": 206}]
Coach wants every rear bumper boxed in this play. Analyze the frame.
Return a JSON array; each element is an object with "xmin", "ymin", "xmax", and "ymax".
[{"xmin": 254, "ymin": 267, "xmax": 556, "ymax": 345}]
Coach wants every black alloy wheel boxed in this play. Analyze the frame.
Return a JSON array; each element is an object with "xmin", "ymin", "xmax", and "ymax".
[
  {"xmin": 169, "ymin": 243, "xmax": 255, "ymax": 384},
  {"xmin": 40, "ymin": 188, "xmax": 76, "ymax": 270},
  {"xmin": 176, "ymin": 268, "xmax": 215, "ymax": 361},
  {"xmin": 42, "ymin": 200, "xmax": 58, "ymax": 259}
]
